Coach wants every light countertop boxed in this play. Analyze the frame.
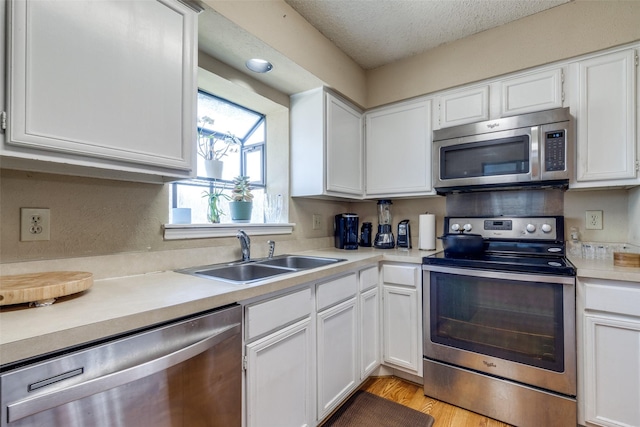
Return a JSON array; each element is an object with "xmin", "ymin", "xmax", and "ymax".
[
  {"xmin": 0, "ymin": 247, "xmax": 432, "ymax": 365},
  {"xmin": 2, "ymin": 247, "xmax": 638, "ymax": 366},
  {"xmin": 569, "ymin": 255, "xmax": 640, "ymax": 282}
]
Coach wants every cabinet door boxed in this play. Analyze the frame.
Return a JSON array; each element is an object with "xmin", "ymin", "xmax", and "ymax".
[
  {"xmin": 360, "ymin": 287, "xmax": 380, "ymax": 379},
  {"xmin": 5, "ymin": 0, "xmax": 196, "ymax": 177},
  {"xmin": 584, "ymin": 314, "xmax": 640, "ymax": 427},
  {"xmin": 383, "ymin": 285, "xmax": 420, "ymax": 374},
  {"xmin": 246, "ymin": 318, "xmax": 312, "ymax": 427},
  {"xmin": 365, "ymin": 98, "xmax": 432, "ymax": 197},
  {"xmin": 573, "ymin": 49, "xmax": 638, "ymax": 185},
  {"xmin": 437, "ymin": 85, "xmax": 489, "ymax": 128},
  {"xmin": 326, "ymin": 93, "xmax": 363, "ymax": 196},
  {"xmin": 500, "ymin": 68, "xmax": 564, "ymax": 117},
  {"xmin": 317, "ymin": 298, "xmax": 358, "ymax": 419}
]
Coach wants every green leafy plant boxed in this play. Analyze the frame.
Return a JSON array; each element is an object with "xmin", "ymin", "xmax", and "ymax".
[
  {"xmin": 202, "ymin": 187, "xmax": 230, "ymax": 223},
  {"xmin": 231, "ymin": 176, "xmax": 254, "ymax": 202}
]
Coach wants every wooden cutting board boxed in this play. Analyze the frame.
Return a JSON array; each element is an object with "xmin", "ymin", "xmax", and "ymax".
[
  {"xmin": 613, "ymin": 252, "xmax": 640, "ymax": 268},
  {"xmin": 0, "ymin": 271, "xmax": 93, "ymax": 306}
]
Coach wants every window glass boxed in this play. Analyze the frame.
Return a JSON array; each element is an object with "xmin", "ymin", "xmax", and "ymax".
[{"xmin": 172, "ymin": 91, "xmax": 266, "ymax": 224}]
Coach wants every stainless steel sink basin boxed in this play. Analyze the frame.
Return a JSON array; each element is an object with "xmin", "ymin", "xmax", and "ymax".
[
  {"xmin": 256, "ymin": 255, "xmax": 344, "ymax": 270},
  {"xmin": 177, "ymin": 255, "xmax": 345, "ymax": 284},
  {"xmin": 190, "ymin": 263, "xmax": 294, "ymax": 283}
]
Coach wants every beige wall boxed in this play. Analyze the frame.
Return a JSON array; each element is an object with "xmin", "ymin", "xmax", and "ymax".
[
  {"xmin": 629, "ymin": 187, "xmax": 640, "ymax": 245},
  {"xmin": 564, "ymin": 189, "xmax": 632, "ymax": 244},
  {"xmin": 204, "ymin": 0, "xmax": 367, "ymax": 107},
  {"xmin": 0, "ymin": 51, "xmax": 351, "ymax": 264},
  {"xmin": 368, "ymin": 0, "xmax": 640, "ymax": 107},
  {"xmin": 2, "ymin": 0, "xmax": 639, "ymax": 266},
  {"xmin": 206, "ymin": 1, "xmax": 640, "ymax": 109}
]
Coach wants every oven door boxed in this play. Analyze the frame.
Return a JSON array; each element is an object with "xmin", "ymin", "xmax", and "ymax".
[{"xmin": 423, "ymin": 265, "xmax": 576, "ymax": 396}]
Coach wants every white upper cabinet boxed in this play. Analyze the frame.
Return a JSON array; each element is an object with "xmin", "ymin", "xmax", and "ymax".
[
  {"xmin": 569, "ymin": 48, "xmax": 639, "ymax": 188},
  {"xmin": 436, "ymin": 84, "xmax": 490, "ymax": 128},
  {"xmin": 499, "ymin": 67, "xmax": 565, "ymax": 117},
  {"xmin": 365, "ymin": 98, "xmax": 433, "ymax": 197},
  {"xmin": 291, "ymin": 88, "xmax": 363, "ymax": 199},
  {"xmin": 2, "ymin": 0, "xmax": 198, "ymax": 183}
]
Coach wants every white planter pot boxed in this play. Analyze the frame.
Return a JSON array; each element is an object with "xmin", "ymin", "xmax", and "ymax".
[{"xmin": 204, "ymin": 159, "xmax": 223, "ymax": 179}]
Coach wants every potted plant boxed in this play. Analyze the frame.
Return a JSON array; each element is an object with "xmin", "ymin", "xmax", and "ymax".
[
  {"xmin": 197, "ymin": 116, "xmax": 240, "ymax": 179},
  {"xmin": 229, "ymin": 175, "xmax": 254, "ymax": 222},
  {"xmin": 202, "ymin": 186, "xmax": 230, "ymax": 224}
]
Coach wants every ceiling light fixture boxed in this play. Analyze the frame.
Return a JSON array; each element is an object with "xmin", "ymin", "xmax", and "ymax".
[{"xmin": 245, "ymin": 58, "xmax": 273, "ymax": 73}]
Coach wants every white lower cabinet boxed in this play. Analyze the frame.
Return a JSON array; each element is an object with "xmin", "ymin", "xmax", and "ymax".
[
  {"xmin": 381, "ymin": 263, "xmax": 422, "ymax": 377},
  {"xmin": 317, "ymin": 297, "xmax": 358, "ymax": 419},
  {"xmin": 243, "ymin": 265, "xmax": 382, "ymax": 427},
  {"xmin": 246, "ymin": 319, "xmax": 313, "ymax": 427},
  {"xmin": 244, "ymin": 288, "xmax": 313, "ymax": 427},
  {"xmin": 316, "ymin": 272, "xmax": 358, "ymax": 420},
  {"xmin": 360, "ymin": 287, "xmax": 380, "ymax": 379},
  {"xmin": 359, "ymin": 266, "xmax": 380, "ymax": 379},
  {"xmin": 578, "ymin": 277, "xmax": 640, "ymax": 427}
]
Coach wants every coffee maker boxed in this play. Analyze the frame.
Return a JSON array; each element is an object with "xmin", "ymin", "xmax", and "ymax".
[
  {"xmin": 334, "ymin": 213, "xmax": 359, "ymax": 250},
  {"xmin": 374, "ymin": 200, "xmax": 395, "ymax": 249}
]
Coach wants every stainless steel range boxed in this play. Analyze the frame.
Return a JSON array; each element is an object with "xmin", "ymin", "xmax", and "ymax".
[{"xmin": 422, "ymin": 215, "xmax": 576, "ymax": 427}]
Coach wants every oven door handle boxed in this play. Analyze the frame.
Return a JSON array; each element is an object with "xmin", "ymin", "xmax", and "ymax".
[
  {"xmin": 422, "ymin": 264, "xmax": 574, "ymax": 285},
  {"xmin": 6, "ymin": 323, "xmax": 241, "ymax": 423}
]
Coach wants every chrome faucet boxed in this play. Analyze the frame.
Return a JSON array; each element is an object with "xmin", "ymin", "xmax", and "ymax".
[
  {"xmin": 237, "ymin": 230, "xmax": 250, "ymax": 262},
  {"xmin": 267, "ymin": 240, "xmax": 275, "ymax": 259}
]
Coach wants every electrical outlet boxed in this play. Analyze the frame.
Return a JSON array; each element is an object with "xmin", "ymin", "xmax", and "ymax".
[
  {"xmin": 585, "ymin": 210, "xmax": 603, "ymax": 230},
  {"xmin": 20, "ymin": 208, "xmax": 51, "ymax": 241},
  {"xmin": 312, "ymin": 214, "xmax": 322, "ymax": 230}
]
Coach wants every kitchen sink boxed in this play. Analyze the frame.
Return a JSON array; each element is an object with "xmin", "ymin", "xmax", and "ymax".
[
  {"xmin": 256, "ymin": 255, "xmax": 344, "ymax": 270},
  {"xmin": 178, "ymin": 255, "xmax": 346, "ymax": 284},
  {"xmin": 193, "ymin": 263, "xmax": 294, "ymax": 283}
]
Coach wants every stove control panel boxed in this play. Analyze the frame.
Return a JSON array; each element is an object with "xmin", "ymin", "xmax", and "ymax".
[{"xmin": 447, "ymin": 217, "xmax": 560, "ymax": 240}]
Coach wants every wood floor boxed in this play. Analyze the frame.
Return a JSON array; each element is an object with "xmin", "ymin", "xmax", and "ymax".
[{"xmin": 360, "ymin": 376, "xmax": 513, "ymax": 427}]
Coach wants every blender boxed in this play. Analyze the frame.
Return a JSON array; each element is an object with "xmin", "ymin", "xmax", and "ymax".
[{"xmin": 374, "ymin": 200, "xmax": 395, "ymax": 249}]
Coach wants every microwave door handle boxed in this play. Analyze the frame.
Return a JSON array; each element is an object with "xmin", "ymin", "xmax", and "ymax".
[
  {"xmin": 7, "ymin": 323, "xmax": 241, "ymax": 423},
  {"xmin": 531, "ymin": 126, "xmax": 540, "ymax": 179}
]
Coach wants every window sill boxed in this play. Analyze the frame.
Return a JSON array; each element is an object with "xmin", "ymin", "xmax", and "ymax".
[{"xmin": 163, "ymin": 223, "xmax": 295, "ymax": 240}]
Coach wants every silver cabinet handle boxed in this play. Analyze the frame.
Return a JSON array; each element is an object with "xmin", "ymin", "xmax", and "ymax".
[{"xmin": 8, "ymin": 323, "xmax": 240, "ymax": 422}]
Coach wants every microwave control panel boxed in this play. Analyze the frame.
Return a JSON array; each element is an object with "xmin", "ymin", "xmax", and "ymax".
[{"xmin": 544, "ymin": 130, "xmax": 566, "ymax": 172}]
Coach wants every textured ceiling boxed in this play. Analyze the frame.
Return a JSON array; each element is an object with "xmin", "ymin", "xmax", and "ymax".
[{"xmin": 284, "ymin": 0, "xmax": 570, "ymax": 69}]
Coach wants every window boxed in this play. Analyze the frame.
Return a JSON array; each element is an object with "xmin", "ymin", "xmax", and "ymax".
[{"xmin": 172, "ymin": 90, "xmax": 266, "ymax": 224}]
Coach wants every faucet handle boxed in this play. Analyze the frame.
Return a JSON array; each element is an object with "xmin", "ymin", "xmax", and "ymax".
[{"xmin": 267, "ymin": 240, "xmax": 275, "ymax": 258}]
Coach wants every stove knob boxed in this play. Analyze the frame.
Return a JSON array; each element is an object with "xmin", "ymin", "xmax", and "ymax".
[
  {"xmin": 541, "ymin": 224, "xmax": 552, "ymax": 233},
  {"xmin": 451, "ymin": 224, "xmax": 461, "ymax": 232},
  {"xmin": 463, "ymin": 224, "xmax": 473, "ymax": 232},
  {"xmin": 526, "ymin": 223, "xmax": 537, "ymax": 233}
]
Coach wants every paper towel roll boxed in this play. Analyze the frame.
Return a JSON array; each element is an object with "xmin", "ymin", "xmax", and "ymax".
[{"xmin": 419, "ymin": 214, "xmax": 436, "ymax": 250}]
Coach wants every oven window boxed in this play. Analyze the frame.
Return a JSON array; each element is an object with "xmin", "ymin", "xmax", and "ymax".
[
  {"xmin": 430, "ymin": 272, "xmax": 564, "ymax": 372},
  {"xmin": 440, "ymin": 136, "xmax": 530, "ymax": 179}
]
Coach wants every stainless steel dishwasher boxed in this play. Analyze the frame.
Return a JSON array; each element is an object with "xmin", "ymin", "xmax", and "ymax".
[{"xmin": 0, "ymin": 304, "xmax": 242, "ymax": 427}]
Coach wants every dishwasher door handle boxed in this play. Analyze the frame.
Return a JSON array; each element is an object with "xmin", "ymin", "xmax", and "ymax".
[{"xmin": 7, "ymin": 323, "xmax": 241, "ymax": 423}]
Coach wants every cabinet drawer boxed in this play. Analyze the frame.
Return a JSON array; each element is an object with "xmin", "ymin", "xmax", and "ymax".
[
  {"xmin": 584, "ymin": 279, "xmax": 640, "ymax": 317},
  {"xmin": 359, "ymin": 266, "xmax": 378, "ymax": 292},
  {"xmin": 245, "ymin": 287, "xmax": 312, "ymax": 340},
  {"xmin": 317, "ymin": 273, "xmax": 357, "ymax": 311},
  {"xmin": 382, "ymin": 264, "xmax": 419, "ymax": 287}
]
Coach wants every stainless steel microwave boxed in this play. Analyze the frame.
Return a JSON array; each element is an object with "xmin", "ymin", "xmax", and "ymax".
[{"xmin": 433, "ymin": 108, "xmax": 573, "ymax": 194}]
